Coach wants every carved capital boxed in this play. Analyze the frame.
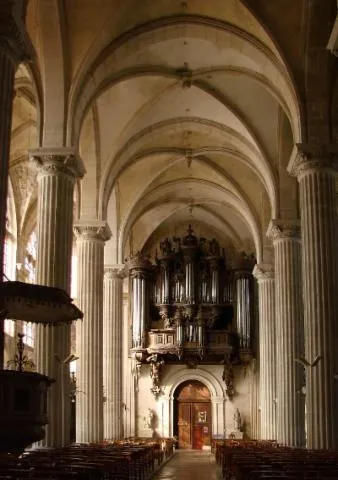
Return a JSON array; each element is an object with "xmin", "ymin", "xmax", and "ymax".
[
  {"xmin": 288, "ymin": 143, "xmax": 338, "ymax": 181},
  {"xmin": 74, "ymin": 220, "xmax": 112, "ymax": 242},
  {"xmin": 0, "ymin": 1, "xmax": 35, "ymax": 64},
  {"xmin": 29, "ymin": 148, "xmax": 86, "ymax": 180},
  {"xmin": 267, "ymin": 219, "xmax": 301, "ymax": 243},
  {"xmin": 127, "ymin": 251, "xmax": 153, "ymax": 272},
  {"xmin": 252, "ymin": 263, "xmax": 274, "ymax": 282},
  {"xmin": 104, "ymin": 264, "xmax": 126, "ymax": 280}
]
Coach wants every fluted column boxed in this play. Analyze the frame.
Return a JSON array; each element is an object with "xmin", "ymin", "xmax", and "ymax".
[
  {"xmin": 268, "ymin": 220, "xmax": 305, "ymax": 447},
  {"xmin": 0, "ymin": 1, "xmax": 33, "ymax": 369},
  {"xmin": 31, "ymin": 149, "xmax": 85, "ymax": 447},
  {"xmin": 289, "ymin": 146, "xmax": 338, "ymax": 449},
  {"xmin": 74, "ymin": 221, "xmax": 111, "ymax": 443},
  {"xmin": 253, "ymin": 264, "xmax": 276, "ymax": 440},
  {"xmin": 103, "ymin": 264, "xmax": 125, "ymax": 440}
]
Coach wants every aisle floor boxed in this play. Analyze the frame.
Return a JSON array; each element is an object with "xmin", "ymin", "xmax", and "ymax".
[{"xmin": 152, "ymin": 450, "xmax": 222, "ymax": 480}]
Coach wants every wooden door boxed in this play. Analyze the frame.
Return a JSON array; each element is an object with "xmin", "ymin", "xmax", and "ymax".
[
  {"xmin": 192, "ymin": 402, "xmax": 211, "ymax": 449},
  {"xmin": 178, "ymin": 402, "xmax": 192, "ymax": 449},
  {"xmin": 176, "ymin": 381, "xmax": 211, "ymax": 450}
]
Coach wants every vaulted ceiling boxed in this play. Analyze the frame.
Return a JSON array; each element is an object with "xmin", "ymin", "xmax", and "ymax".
[{"xmin": 10, "ymin": 0, "xmax": 334, "ymax": 265}]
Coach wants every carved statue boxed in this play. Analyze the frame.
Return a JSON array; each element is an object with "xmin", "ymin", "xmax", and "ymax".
[
  {"xmin": 143, "ymin": 408, "xmax": 154, "ymax": 429},
  {"xmin": 233, "ymin": 408, "xmax": 242, "ymax": 431}
]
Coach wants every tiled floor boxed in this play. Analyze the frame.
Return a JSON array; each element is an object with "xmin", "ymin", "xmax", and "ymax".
[{"xmin": 152, "ymin": 450, "xmax": 222, "ymax": 479}]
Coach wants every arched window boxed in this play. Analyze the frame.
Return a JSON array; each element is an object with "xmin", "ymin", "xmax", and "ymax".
[
  {"xmin": 4, "ymin": 189, "xmax": 17, "ymax": 336},
  {"xmin": 22, "ymin": 231, "xmax": 37, "ymax": 347}
]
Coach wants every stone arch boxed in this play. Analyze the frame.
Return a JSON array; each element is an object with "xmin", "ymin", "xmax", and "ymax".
[
  {"xmin": 68, "ymin": 17, "xmax": 301, "ymax": 146},
  {"xmin": 118, "ymin": 177, "xmax": 262, "ymax": 263},
  {"xmin": 160, "ymin": 367, "xmax": 226, "ymax": 438},
  {"xmin": 99, "ymin": 117, "xmax": 278, "ymax": 221}
]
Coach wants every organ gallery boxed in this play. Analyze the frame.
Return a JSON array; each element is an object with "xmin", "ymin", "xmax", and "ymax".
[{"xmin": 129, "ymin": 226, "xmax": 256, "ymax": 400}]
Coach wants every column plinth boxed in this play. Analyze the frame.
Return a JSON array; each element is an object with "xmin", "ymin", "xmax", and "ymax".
[
  {"xmin": 103, "ymin": 265, "xmax": 126, "ymax": 440},
  {"xmin": 289, "ymin": 144, "xmax": 338, "ymax": 449},
  {"xmin": 268, "ymin": 220, "xmax": 305, "ymax": 447},
  {"xmin": 253, "ymin": 263, "xmax": 276, "ymax": 440},
  {"xmin": 31, "ymin": 150, "xmax": 84, "ymax": 447},
  {"xmin": 74, "ymin": 221, "xmax": 111, "ymax": 443}
]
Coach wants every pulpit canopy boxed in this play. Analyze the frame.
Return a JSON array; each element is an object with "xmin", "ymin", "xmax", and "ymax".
[{"xmin": 0, "ymin": 281, "xmax": 83, "ymax": 325}]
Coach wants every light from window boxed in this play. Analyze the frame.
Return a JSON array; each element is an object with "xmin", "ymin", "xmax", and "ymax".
[
  {"xmin": 71, "ymin": 255, "xmax": 78, "ymax": 300},
  {"xmin": 3, "ymin": 235, "xmax": 16, "ymax": 281},
  {"xmin": 23, "ymin": 322, "xmax": 34, "ymax": 348},
  {"xmin": 4, "ymin": 319, "xmax": 15, "ymax": 336},
  {"xmin": 25, "ymin": 231, "xmax": 37, "ymax": 284}
]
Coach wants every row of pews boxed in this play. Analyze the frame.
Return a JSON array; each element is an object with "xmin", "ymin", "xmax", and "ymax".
[
  {"xmin": 0, "ymin": 438, "xmax": 175, "ymax": 479},
  {"xmin": 215, "ymin": 440, "xmax": 338, "ymax": 479}
]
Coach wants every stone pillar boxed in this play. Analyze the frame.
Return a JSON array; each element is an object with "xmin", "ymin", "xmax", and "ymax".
[
  {"xmin": 253, "ymin": 264, "xmax": 276, "ymax": 440},
  {"xmin": 0, "ymin": 0, "xmax": 33, "ymax": 369},
  {"xmin": 74, "ymin": 221, "xmax": 111, "ymax": 443},
  {"xmin": 103, "ymin": 264, "xmax": 125, "ymax": 440},
  {"xmin": 268, "ymin": 220, "xmax": 305, "ymax": 447},
  {"xmin": 31, "ymin": 149, "xmax": 84, "ymax": 447},
  {"xmin": 289, "ymin": 146, "xmax": 338, "ymax": 449}
]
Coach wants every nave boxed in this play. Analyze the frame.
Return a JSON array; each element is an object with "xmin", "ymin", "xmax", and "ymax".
[{"xmin": 152, "ymin": 450, "xmax": 220, "ymax": 480}]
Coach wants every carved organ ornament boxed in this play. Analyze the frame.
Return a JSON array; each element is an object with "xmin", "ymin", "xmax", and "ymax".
[{"xmin": 127, "ymin": 226, "xmax": 256, "ymax": 397}]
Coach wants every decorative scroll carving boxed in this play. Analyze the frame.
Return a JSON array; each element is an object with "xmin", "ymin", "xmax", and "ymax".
[
  {"xmin": 104, "ymin": 264, "xmax": 126, "ymax": 280},
  {"xmin": 221, "ymin": 354, "xmax": 235, "ymax": 399},
  {"xmin": 147, "ymin": 354, "xmax": 164, "ymax": 398},
  {"xmin": 252, "ymin": 264, "xmax": 274, "ymax": 282},
  {"xmin": 74, "ymin": 221, "xmax": 112, "ymax": 242},
  {"xmin": 29, "ymin": 148, "xmax": 86, "ymax": 180},
  {"xmin": 288, "ymin": 143, "xmax": 338, "ymax": 180},
  {"xmin": 267, "ymin": 219, "xmax": 301, "ymax": 242}
]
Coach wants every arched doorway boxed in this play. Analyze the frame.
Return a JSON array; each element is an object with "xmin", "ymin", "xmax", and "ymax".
[{"xmin": 174, "ymin": 380, "xmax": 211, "ymax": 449}]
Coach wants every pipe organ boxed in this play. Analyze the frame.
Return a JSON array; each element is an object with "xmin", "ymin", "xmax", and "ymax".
[{"xmin": 128, "ymin": 226, "xmax": 255, "ymax": 378}]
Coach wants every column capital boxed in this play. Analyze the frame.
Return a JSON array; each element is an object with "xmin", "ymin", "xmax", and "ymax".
[
  {"xmin": 29, "ymin": 147, "xmax": 86, "ymax": 180},
  {"xmin": 252, "ymin": 263, "xmax": 274, "ymax": 281},
  {"xmin": 104, "ymin": 264, "xmax": 126, "ymax": 280},
  {"xmin": 0, "ymin": 0, "xmax": 35, "ymax": 64},
  {"xmin": 74, "ymin": 220, "xmax": 112, "ymax": 242},
  {"xmin": 267, "ymin": 219, "xmax": 301, "ymax": 243},
  {"xmin": 288, "ymin": 143, "xmax": 338, "ymax": 181}
]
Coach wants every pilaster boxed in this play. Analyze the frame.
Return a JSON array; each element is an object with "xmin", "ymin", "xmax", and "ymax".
[
  {"xmin": 74, "ymin": 220, "xmax": 111, "ymax": 443},
  {"xmin": 288, "ymin": 144, "xmax": 338, "ymax": 449},
  {"xmin": 268, "ymin": 220, "xmax": 305, "ymax": 446},
  {"xmin": 253, "ymin": 263, "xmax": 276, "ymax": 440},
  {"xmin": 103, "ymin": 264, "xmax": 126, "ymax": 440}
]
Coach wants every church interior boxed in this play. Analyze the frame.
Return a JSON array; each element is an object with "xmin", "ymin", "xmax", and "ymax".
[{"xmin": 0, "ymin": 0, "xmax": 338, "ymax": 478}]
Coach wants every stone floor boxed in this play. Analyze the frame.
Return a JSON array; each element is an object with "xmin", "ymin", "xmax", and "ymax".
[{"xmin": 152, "ymin": 450, "xmax": 222, "ymax": 479}]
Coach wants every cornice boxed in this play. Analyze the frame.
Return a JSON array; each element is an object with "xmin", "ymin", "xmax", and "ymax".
[
  {"xmin": 288, "ymin": 143, "xmax": 338, "ymax": 181},
  {"xmin": 29, "ymin": 147, "xmax": 86, "ymax": 179},
  {"xmin": 267, "ymin": 219, "xmax": 301, "ymax": 243},
  {"xmin": 74, "ymin": 220, "xmax": 112, "ymax": 242}
]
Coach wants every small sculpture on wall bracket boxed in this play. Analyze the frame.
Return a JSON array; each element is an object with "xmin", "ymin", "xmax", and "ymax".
[
  {"xmin": 147, "ymin": 354, "xmax": 164, "ymax": 398},
  {"xmin": 143, "ymin": 408, "xmax": 155, "ymax": 430},
  {"xmin": 221, "ymin": 354, "xmax": 235, "ymax": 399}
]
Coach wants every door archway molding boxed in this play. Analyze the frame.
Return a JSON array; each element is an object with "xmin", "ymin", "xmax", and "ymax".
[{"xmin": 159, "ymin": 367, "xmax": 226, "ymax": 438}]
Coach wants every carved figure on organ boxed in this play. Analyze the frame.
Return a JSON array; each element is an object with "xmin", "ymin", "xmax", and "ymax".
[
  {"xmin": 209, "ymin": 238, "xmax": 220, "ymax": 257},
  {"xmin": 160, "ymin": 237, "xmax": 172, "ymax": 256}
]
